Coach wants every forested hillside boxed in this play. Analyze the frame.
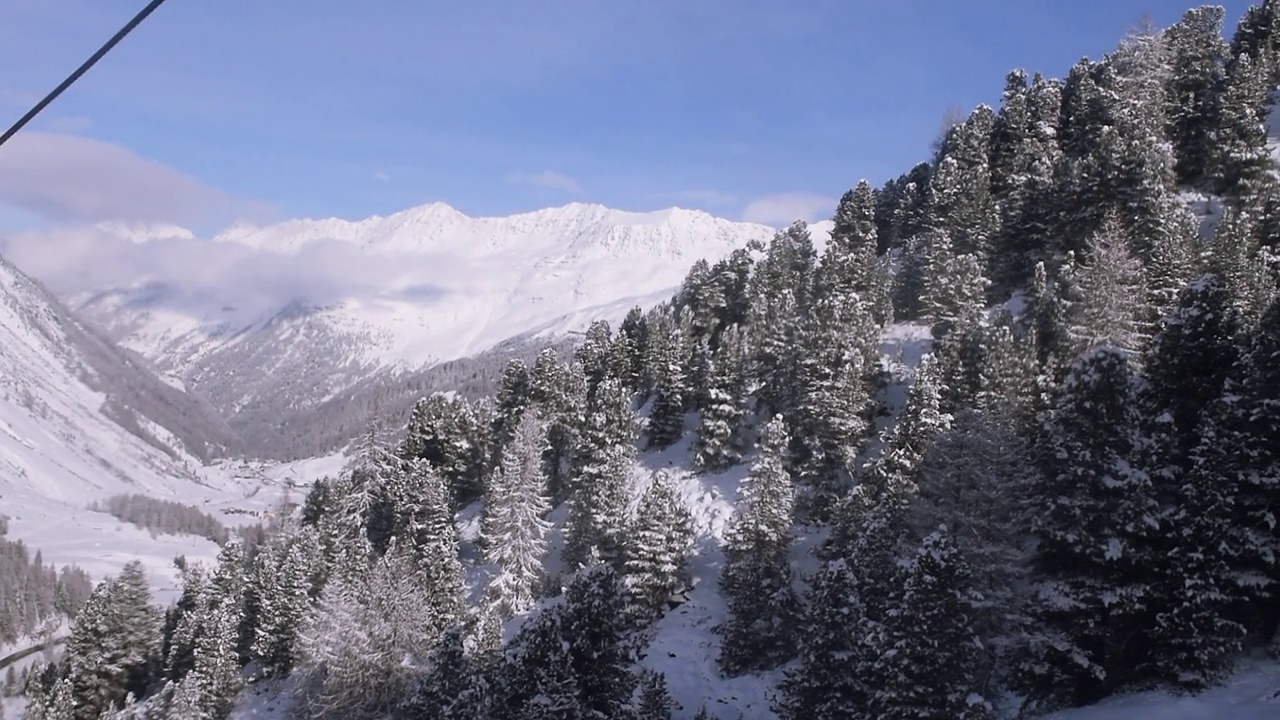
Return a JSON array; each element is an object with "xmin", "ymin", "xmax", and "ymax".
[{"xmin": 18, "ymin": 3, "xmax": 1280, "ymax": 720}]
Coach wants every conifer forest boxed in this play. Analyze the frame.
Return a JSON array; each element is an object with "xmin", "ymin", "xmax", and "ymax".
[{"xmin": 11, "ymin": 3, "xmax": 1280, "ymax": 719}]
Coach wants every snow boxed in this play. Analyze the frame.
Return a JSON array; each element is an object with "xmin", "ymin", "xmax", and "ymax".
[
  {"xmin": 80, "ymin": 202, "xmax": 780, "ymax": 372},
  {"xmin": 0, "ymin": 246, "xmax": 346, "ymax": 599},
  {"xmin": 1034, "ymin": 659, "xmax": 1280, "ymax": 720}
]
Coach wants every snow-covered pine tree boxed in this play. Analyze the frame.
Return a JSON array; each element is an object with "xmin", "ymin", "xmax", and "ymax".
[
  {"xmin": 1068, "ymin": 222, "xmax": 1150, "ymax": 357},
  {"xmin": 1164, "ymin": 5, "xmax": 1228, "ymax": 185},
  {"xmin": 483, "ymin": 412, "xmax": 552, "ymax": 618},
  {"xmin": 694, "ymin": 323, "xmax": 747, "ymax": 472},
  {"xmin": 1213, "ymin": 50, "xmax": 1272, "ymax": 199},
  {"xmin": 65, "ymin": 562, "xmax": 161, "ymax": 720},
  {"xmin": 912, "ymin": 409, "xmax": 1036, "ymax": 682},
  {"xmin": 492, "ymin": 609, "xmax": 580, "ymax": 720},
  {"xmin": 820, "ymin": 179, "xmax": 880, "ymax": 308},
  {"xmin": 646, "ymin": 318, "xmax": 687, "ymax": 450},
  {"xmin": 1144, "ymin": 273, "xmax": 1243, "ymax": 461},
  {"xmin": 1177, "ymin": 295, "xmax": 1280, "ymax": 643},
  {"xmin": 251, "ymin": 525, "xmax": 320, "ymax": 678},
  {"xmin": 292, "ymin": 577, "xmax": 378, "ymax": 720},
  {"xmin": 492, "ymin": 358, "xmax": 533, "ymax": 451},
  {"xmin": 623, "ymin": 471, "xmax": 694, "ymax": 624},
  {"xmin": 576, "ymin": 319, "xmax": 615, "ymax": 400},
  {"xmin": 868, "ymin": 528, "xmax": 993, "ymax": 720},
  {"xmin": 718, "ymin": 415, "xmax": 801, "ymax": 675},
  {"xmin": 559, "ymin": 564, "xmax": 638, "ymax": 719},
  {"xmin": 793, "ymin": 285, "xmax": 875, "ymax": 517},
  {"xmin": 1209, "ymin": 206, "xmax": 1275, "ymax": 326},
  {"xmin": 975, "ymin": 317, "xmax": 1042, "ymax": 434},
  {"xmin": 926, "ymin": 105, "xmax": 999, "ymax": 267},
  {"xmin": 390, "ymin": 458, "xmax": 467, "ymax": 636},
  {"xmin": 1229, "ymin": 0, "xmax": 1280, "ymax": 84},
  {"xmin": 399, "ymin": 392, "xmax": 491, "ymax": 509},
  {"xmin": 892, "ymin": 233, "xmax": 931, "ymax": 321},
  {"xmin": 563, "ymin": 377, "xmax": 635, "ymax": 572},
  {"xmin": 1018, "ymin": 346, "xmax": 1161, "ymax": 708},
  {"xmin": 924, "ymin": 246, "xmax": 991, "ymax": 412},
  {"xmin": 775, "ymin": 558, "xmax": 873, "ymax": 720},
  {"xmin": 162, "ymin": 561, "xmax": 208, "ymax": 683},
  {"xmin": 618, "ymin": 306, "xmax": 651, "ymax": 394},
  {"xmin": 637, "ymin": 669, "xmax": 675, "ymax": 720}
]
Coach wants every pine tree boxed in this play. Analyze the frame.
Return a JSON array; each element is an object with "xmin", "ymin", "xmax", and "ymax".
[
  {"xmin": 1210, "ymin": 206, "xmax": 1275, "ymax": 326},
  {"xmin": 893, "ymin": 235, "xmax": 930, "ymax": 322},
  {"xmin": 926, "ymin": 106, "xmax": 999, "ymax": 266},
  {"xmin": 820, "ymin": 179, "xmax": 880, "ymax": 306},
  {"xmin": 1214, "ymin": 51, "xmax": 1272, "ymax": 198},
  {"xmin": 869, "ymin": 528, "xmax": 993, "ymax": 720},
  {"xmin": 563, "ymin": 377, "xmax": 635, "ymax": 572},
  {"xmin": 293, "ymin": 578, "xmax": 379, "ymax": 720},
  {"xmin": 775, "ymin": 558, "xmax": 872, "ymax": 720},
  {"xmin": 646, "ymin": 319, "xmax": 687, "ymax": 450},
  {"xmin": 1069, "ymin": 223, "xmax": 1150, "ymax": 356},
  {"xmin": 400, "ymin": 393, "xmax": 490, "ymax": 509},
  {"xmin": 636, "ymin": 670, "xmax": 674, "ymax": 720},
  {"xmin": 483, "ymin": 412, "xmax": 553, "ymax": 619},
  {"xmin": 1144, "ymin": 273, "xmax": 1242, "ymax": 460},
  {"xmin": 492, "ymin": 358, "xmax": 533, "ymax": 450},
  {"xmin": 1164, "ymin": 5, "xmax": 1228, "ymax": 184},
  {"xmin": 492, "ymin": 610, "xmax": 580, "ymax": 720},
  {"xmin": 694, "ymin": 323, "xmax": 747, "ymax": 473},
  {"xmin": 576, "ymin": 319, "xmax": 615, "ymax": 399},
  {"xmin": 560, "ymin": 565, "xmax": 637, "ymax": 719},
  {"xmin": 623, "ymin": 472, "xmax": 695, "ymax": 623},
  {"xmin": 391, "ymin": 459, "xmax": 466, "ymax": 634},
  {"xmin": 618, "ymin": 306, "xmax": 651, "ymax": 394},
  {"xmin": 912, "ymin": 410, "xmax": 1036, "ymax": 679},
  {"xmin": 975, "ymin": 318, "xmax": 1041, "ymax": 433},
  {"xmin": 1178, "ymin": 296, "xmax": 1280, "ymax": 641},
  {"xmin": 793, "ymin": 285, "xmax": 875, "ymax": 516},
  {"xmin": 718, "ymin": 415, "xmax": 801, "ymax": 675},
  {"xmin": 251, "ymin": 526, "xmax": 319, "ymax": 677},
  {"xmin": 65, "ymin": 562, "xmax": 161, "ymax": 720},
  {"xmin": 925, "ymin": 248, "xmax": 990, "ymax": 412},
  {"xmin": 1018, "ymin": 346, "xmax": 1161, "ymax": 708}
]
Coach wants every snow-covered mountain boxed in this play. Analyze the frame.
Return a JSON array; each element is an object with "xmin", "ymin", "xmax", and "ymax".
[
  {"xmin": 71, "ymin": 202, "xmax": 804, "ymax": 457},
  {"xmin": 0, "ymin": 249, "xmax": 261, "ymax": 586}
]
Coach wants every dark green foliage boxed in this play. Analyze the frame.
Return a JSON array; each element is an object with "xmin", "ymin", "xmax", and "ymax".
[
  {"xmin": 399, "ymin": 392, "xmax": 491, "ymax": 508},
  {"xmin": 869, "ymin": 529, "xmax": 994, "ymax": 720},
  {"xmin": 718, "ymin": 416, "xmax": 801, "ymax": 675},
  {"xmin": 1164, "ymin": 6, "xmax": 1227, "ymax": 184},
  {"xmin": 1018, "ymin": 347, "xmax": 1160, "ymax": 707},
  {"xmin": 775, "ymin": 559, "xmax": 872, "ymax": 720},
  {"xmin": 89, "ymin": 494, "xmax": 230, "ymax": 546},
  {"xmin": 0, "ymin": 523, "xmax": 92, "ymax": 644}
]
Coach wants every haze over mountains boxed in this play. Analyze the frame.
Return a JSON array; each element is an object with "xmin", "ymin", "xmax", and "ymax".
[{"xmin": 27, "ymin": 202, "xmax": 808, "ymax": 456}]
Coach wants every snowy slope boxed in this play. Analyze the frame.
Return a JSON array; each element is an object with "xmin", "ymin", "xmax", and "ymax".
[
  {"xmin": 0, "ymin": 251, "xmax": 271, "ymax": 597},
  {"xmin": 70, "ymin": 203, "xmax": 790, "ymax": 452}
]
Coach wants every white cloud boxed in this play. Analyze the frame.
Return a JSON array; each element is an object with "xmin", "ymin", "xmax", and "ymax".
[
  {"xmin": 0, "ymin": 131, "xmax": 263, "ymax": 227},
  {"xmin": 374, "ymin": 171, "xmax": 391, "ymax": 182},
  {"xmin": 504, "ymin": 170, "xmax": 583, "ymax": 194},
  {"xmin": 0, "ymin": 224, "xmax": 458, "ymax": 318},
  {"xmin": 742, "ymin": 191, "xmax": 837, "ymax": 226}
]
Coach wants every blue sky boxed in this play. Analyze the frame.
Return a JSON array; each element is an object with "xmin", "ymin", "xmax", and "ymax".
[{"xmin": 0, "ymin": 0, "xmax": 1256, "ymax": 232}]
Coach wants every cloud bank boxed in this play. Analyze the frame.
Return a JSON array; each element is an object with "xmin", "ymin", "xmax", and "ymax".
[
  {"xmin": 0, "ymin": 132, "xmax": 265, "ymax": 228},
  {"xmin": 0, "ymin": 224, "xmax": 457, "ymax": 319}
]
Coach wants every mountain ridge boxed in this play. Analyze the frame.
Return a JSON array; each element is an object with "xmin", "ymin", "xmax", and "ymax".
[{"xmin": 66, "ymin": 201, "xmax": 815, "ymax": 457}]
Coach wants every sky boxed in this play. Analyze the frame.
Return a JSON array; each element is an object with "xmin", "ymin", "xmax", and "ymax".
[{"xmin": 0, "ymin": 0, "xmax": 1258, "ymax": 235}]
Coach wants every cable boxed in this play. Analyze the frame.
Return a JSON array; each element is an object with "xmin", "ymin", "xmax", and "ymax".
[{"xmin": 0, "ymin": 0, "xmax": 172, "ymax": 150}]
